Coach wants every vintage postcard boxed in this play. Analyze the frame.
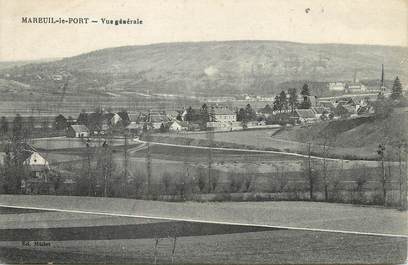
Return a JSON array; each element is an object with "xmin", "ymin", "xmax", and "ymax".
[{"xmin": 0, "ymin": 0, "xmax": 407, "ymax": 264}]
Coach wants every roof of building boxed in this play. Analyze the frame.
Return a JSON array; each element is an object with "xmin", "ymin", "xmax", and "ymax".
[
  {"xmin": 347, "ymin": 82, "xmax": 366, "ymax": 88},
  {"xmin": 211, "ymin": 107, "xmax": 236, "ymax": 116},
  {"xmin": 149, "ymin": 114, "xmax": 171, "ymax": 123},
  {"xmin": 319, "ymin": 101, "xmax": 335, "ymax": 109},
  {"xmin": 342, "ymin": 104, "xmax": 357, "ymax": 114},
  {"xmin": 311, "ymin": 107, "xmax": 326, "ymax": 115},
  {"xmin": 128, "ymin": 113, "xmax": 141, "ymax": 122},
  {"xmin": 116, "ymin": 111, "xmax": 129, "ymax": 121},
  {"xmin": 166, "ymin": 110, "xmax": 180, "ymax": 117},
  {"xmin": 258, "ymin": 105, "xmax": 274, "ymax": 114},
  {"xmin": 295, "ymin": 109, "xmax": 317, "ymax": 119},
  {"xmin": 20, "ymin": 150, "xmax": 35, "ymax": 162},
  {"xmin": 70, "ymin": 124, "xmax": 89, "ymax": 133},
  {"xmin": 17, "ymin": 142, "xmax": 37, "ymax": 152}
]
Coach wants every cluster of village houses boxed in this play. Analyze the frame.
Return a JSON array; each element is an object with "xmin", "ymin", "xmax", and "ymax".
[
  {"xmin": 0, "ymin": 89, "xmax": 379, "ymax": 195},
  {"xmin": 63, "ymin": 94, "xmax": 375, "ymax": 138}
]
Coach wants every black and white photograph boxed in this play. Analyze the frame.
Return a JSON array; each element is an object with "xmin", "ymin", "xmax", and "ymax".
[{"xmin": 0, "ymin": 0, "xmax": 407, "ymax": 264}]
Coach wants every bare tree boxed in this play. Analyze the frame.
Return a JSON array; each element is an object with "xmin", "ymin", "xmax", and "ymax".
[
  {"xmin": 206, "ymin": 129, "xmax": 214, "ymax": 193},
  {"xmin": 353, "ymin": 164, "xmax": 369, "ymax": 203},
  {"xmin": 168, "ymin": 224, "xmax": 178, "ymax": 263},
  {"xmin": 275, "ymin": 167, "xmax": 288, "ymax": 193},
  {"xmin": 153, "ymin": 237, "xmax": 162, "ymax": 265},
  {"xmin": 228, "ymin": 171, "xmax": 243, "ymax": 193},
  {"xmin": 170, "ymin": 235, "xmax": 177, "ymax": 263},
  {"xmin": 161, "ymin": 172, "xmax": 173, "ymax": 195},
  {"xmin": 315, "ymin": 129, "xmax": 337, "ymax": 201},
  {"xmin": 377, "ymin": 144, "xmax": 387, "ymax": 205},
  {"xmin": 210, "ymin": 172, "xmax": 219, "ymax": 193},
  {"xmin": 303, "ymin": 142, "xmax": 317, "ymax": 200},
  {"xmin": 243, "ymin": 173, "xmax": 253, "ymax": 192},
  {"xmin": 194, "ymin": 166, "xmax": 207, "ymax": 193}
]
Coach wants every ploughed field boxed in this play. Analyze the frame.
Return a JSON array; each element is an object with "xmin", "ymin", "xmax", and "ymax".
[{"xmin": 0, "ymin": 205, "xmax": 406, "ymax": 264}]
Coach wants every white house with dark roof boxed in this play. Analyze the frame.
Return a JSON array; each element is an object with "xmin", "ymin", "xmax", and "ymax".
[{"xmin": 21, "ymin": 149, "xmax": 50, "ymax": 177}]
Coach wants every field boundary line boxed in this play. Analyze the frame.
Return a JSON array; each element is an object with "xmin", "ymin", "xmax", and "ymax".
[
  {"xmin": 135, "ymin": 139, "xmax": 355, "ymax": 162},
  {"xmin": 0, "ymin": 204, "xmax": 406, "ymax": 239}
]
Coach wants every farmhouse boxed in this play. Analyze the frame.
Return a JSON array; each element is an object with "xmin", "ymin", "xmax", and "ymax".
[
  {"xmin": 110, "ymin": 113, "xmax": 123, "ymax": 126},
  {"xmin": 5, "ymin": 143, "xmax": 53, "ymax": 194},
  {"xmin": 76, "ymin": 111, "xmax": 115, "ymax": 133},
  {"xmin": 311, "ymin": 107, "xmax": 327, "ymax": 119},
  {"xmin": 166, "ymin": 110, "xmax": 180, "ymax": 120},
  {"xmin": 149, "ymin": 113, "xmax": 171, "ymax": 129},
  {"xmin": 209, "ymin": 107, "xmax": 237, "ymax": 122},
  {"xmin": 342, "ymin": 104, "xmax": 359, "ymax": 117},
  {"xmin": 116, "ymin": 111, "xmax": 130, "ymax": 123},
  {"xmin": 328, "ymin": 82, "xmax": 346, "ymax": 91},
  {"xmin": 206, "ymin": 121, "xmax": 242, "ymax": 131},
  {"xmin": 169, "ymin": 120, "xmax": 189, "ymax": 131},
  {"xmin": 294, "ymin": 109, "xmax": 317, "ymax": 124},
  {"xmin": 67, "ymin": 124, "xmax": 90, "ymax": 138},
  {"xmin": 334, "ymin": 103, "xmax": 358, "ymax": 118},
  {"xmin": 21, "ymin": 149, "xmax": 50, "ymax": 178}
]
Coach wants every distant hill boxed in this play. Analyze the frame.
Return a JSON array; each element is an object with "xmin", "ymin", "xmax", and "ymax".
[
  {"xmin": 0, "ymin": 41, "xmax": 406, "ymax": 97},
  {"xmin": 0, "ymin": 58, "xmax": 58, "ymax": 70}
]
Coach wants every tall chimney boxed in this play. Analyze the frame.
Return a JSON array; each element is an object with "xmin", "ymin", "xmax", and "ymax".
[{"xmin": 381, "ymin": 64, "xmax": 384, "ymax": 88}]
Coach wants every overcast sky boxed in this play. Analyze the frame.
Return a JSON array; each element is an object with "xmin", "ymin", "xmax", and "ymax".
[{"xmin": 0, "ymin": 0, "xmax": 407, "ymax": 61}]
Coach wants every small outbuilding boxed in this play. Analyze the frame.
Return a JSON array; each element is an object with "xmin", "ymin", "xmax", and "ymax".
[
  {"xmin": 66, "ymin": 125, "xmax": 90, "ymax": 138},
  {"xmin": 169, "ymin": 120, "xmax": 189, "ymax": 132},
  {"xmin": 294, "ymin": 109, "xmax": 318, "ymax": 124}
]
